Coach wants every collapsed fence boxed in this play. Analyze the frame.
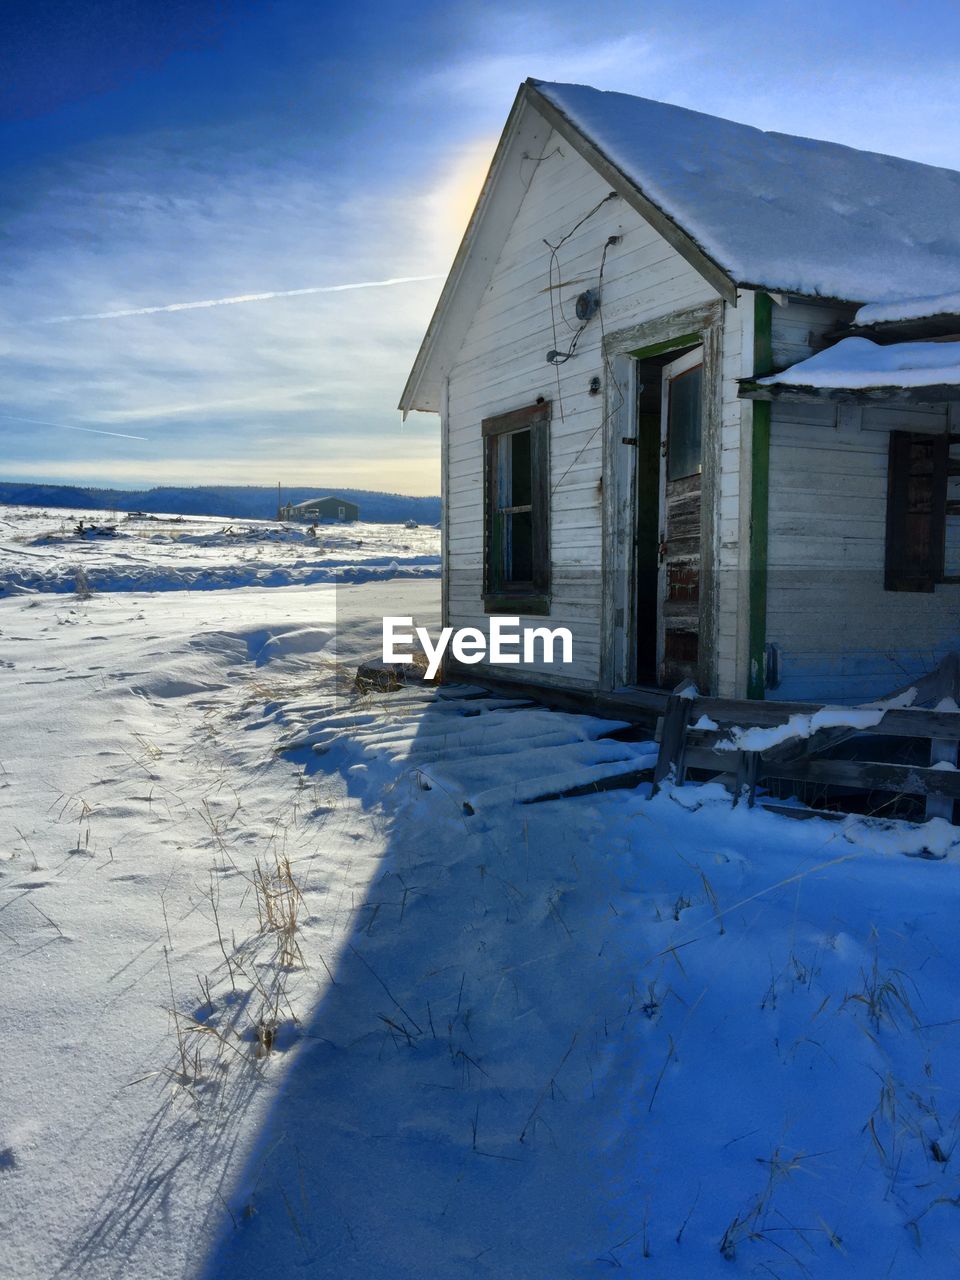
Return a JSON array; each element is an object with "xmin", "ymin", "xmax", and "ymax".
[{"xmin": 653, "ymin": 654, "xmax": 960, "ymax": 823}]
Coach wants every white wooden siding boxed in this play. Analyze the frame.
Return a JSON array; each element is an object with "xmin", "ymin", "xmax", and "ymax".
[
  {"xmin": 445, "ymin": 129, "xmax": 719, "ymax": 688},
  {"xmin": 713, "ymin": 296, "xmax": 746, "ymax": 696},
  {"xmin": 765, "ymin": 300, "xmax": 960, "ymax": 702},
  {"xmin": 441, "ymin": 144, "xmax": 957, "ymax": 704}
]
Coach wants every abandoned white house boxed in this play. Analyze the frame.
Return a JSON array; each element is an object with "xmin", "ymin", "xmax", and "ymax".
[
  {"xmin": 281, "ymin": 495, "xmax": 359, "ymax": 523},
  {"xmin": 400, "ymin": 79, "xmax": 960, "ymax": 706}
]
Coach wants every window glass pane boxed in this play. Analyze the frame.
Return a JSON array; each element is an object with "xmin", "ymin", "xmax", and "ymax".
[
  {"xmin": 505, "ymin": 510, "xmax": 533, "ymax": 583},
  {"xmin": 667, "ymin": 366, "xmax": 702, "ymax": 481},
  {"xmin": 509, "ymin": 429, "xmax": 532, "ymax": 507},
  {"xmin": 485, "ymin": 414, "xmax": 545, "ymax": 595}
]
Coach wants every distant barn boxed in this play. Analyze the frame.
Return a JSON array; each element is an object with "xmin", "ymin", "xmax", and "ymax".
[{"xmin": 282, "ymin": 495, "xmax": 359, "ymax": 523}]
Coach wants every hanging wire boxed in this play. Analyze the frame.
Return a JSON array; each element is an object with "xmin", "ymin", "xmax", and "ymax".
[
  {"xmin": 551, "ymin": 232, "xmax": 626, "ymax": 497},
  {"xmin": 519, "ymin": 146, "xmax": 564, "ymax": 184},
  {"xmin": 544, "ymin": 192, "xmax": 619, "ymax": 420}
]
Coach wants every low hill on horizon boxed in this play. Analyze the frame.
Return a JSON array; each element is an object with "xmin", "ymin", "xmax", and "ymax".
[{"xmin": 0, "ymin": 482, "xmax": 441, "ymax": 524}]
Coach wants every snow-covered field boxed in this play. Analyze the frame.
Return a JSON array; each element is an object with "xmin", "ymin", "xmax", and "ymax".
[
  {"xmin": 0, "ymin": 504, "xmax": 440, "ymax": 595},
  {"xmin": 2, "ymin": 506, "xmax": 960, "ymax": 1279}
]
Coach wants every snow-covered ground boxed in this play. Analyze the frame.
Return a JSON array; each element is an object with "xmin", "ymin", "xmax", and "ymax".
[
  {"xmin": 0, "ymin": 504, "xmax": 440, "ymax": 595},
  {"xmin": 2, "ymin": 509, "xmax": 960, "ymax": 1279}
]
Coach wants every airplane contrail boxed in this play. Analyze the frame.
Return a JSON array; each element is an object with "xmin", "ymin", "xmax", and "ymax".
[
  {"xmin": 0, "ymin": 414, "xmax": 148, "ymax": 441},
  {"xmin": 38, "ymin": 273, "xmax": 445, "ymax": 324}
]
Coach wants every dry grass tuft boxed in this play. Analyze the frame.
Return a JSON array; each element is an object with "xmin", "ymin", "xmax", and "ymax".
[
  {"xmin": 252, "ymin": 851, "xmax": 305, "ymax": 969},
  {"xmin": 843, "ymin": 954, "xmax": 919, "ymax": 1034},
  {"xmin": 719, "ymin": 1147, "xmax": 829, "ymax": 1263}
]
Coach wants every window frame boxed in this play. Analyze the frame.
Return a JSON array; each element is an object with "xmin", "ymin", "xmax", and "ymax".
[
  {"xmin": 482, "ymin": 401, "xmax": 551, "ymax": 615},
  {"xmin": 885, "ymin": 430, "xmax": 960, "ymax": 592}
]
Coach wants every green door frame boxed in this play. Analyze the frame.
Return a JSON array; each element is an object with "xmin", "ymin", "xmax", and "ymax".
[{"xmin": 747, "ymin": 292, "xmax": 773, "ymax": 700}]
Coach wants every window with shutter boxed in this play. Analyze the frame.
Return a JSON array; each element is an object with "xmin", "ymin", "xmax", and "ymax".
[
  {"xmin": 884, "ymin": 430, "xmax": 949, "ymax": 592},
  {"xmin": 483, "ymin": 402, "xmax": 550, "ymax": 614}
]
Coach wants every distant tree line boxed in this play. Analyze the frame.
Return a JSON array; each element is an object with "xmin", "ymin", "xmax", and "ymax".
[{"xmin": 0, "ymin": 482, "xmax": 441, "ymax": 525}]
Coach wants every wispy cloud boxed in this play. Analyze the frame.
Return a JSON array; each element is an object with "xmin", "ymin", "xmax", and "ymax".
[
  {"xmin": 0, "ymin": 414, "xmax": 147, "ymax": 441},
  {"xmin": 6, "ymin": 5, "xmax": 960, "ymax": 495},
  {"xmin": 425, "ymin": 9, "xmax": 960, "ymax": 167},
  {"xmin": 37, "ymin": 274, "xmax": 444, "ymax": 325},
  {"xmin": 0, "ymin": 126, "xmax": 453, "ymax": 491},
  {"xmin": 424, "ymin": 28, "xmax": 674, "ymax": 108}
]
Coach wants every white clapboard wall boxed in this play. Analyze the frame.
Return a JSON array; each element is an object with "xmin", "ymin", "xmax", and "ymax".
[
  {"xmin": 444, "ymin": 128, "xmax": 738, "ymax": 688},
  {"xmin": 765, "ymin": 299, "xmax": 960, "ymax": 702}
]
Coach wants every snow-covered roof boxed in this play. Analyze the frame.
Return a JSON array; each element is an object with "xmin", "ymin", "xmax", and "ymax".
[
  {"xmin": 854, "ymin": 289, "xmax": 960, "ymax": 327},
  {"xmin": 535, "ymin": 81, "xmax": 960, "ymax": 304},
  {"xmin": 756, "ymin": 336, "xmax": 960, "ymax": 390},
  {"xmin": 400, "ymin": 78, "xmax": 960, "ymax": 415},
  {"xmin": 289, "ymin": 495, "xmax": 355, "ymax": 510}
]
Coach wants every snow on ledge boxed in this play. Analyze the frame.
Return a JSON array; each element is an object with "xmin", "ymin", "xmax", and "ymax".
[
  {"xmin": 758, "ymin": 335, "xmax": 960, "ymax": 390},
  {"xmin": 855, "ymin": 289, "xmax": 960, "ymax": 326},
  {"xmin": 717, "ymin": 705, "xmax": 888, "ymax": 753}
]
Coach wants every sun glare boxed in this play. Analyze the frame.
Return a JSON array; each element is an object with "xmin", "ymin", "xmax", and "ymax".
[{"xmin": 431, "ymin": 137, "xmax": 497, "ymax": 249}]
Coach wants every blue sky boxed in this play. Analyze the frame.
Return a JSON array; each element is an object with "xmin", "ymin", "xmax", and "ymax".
[{"xmin": 3, "ymin": 0, "xmax": 960, "ymax": 496}]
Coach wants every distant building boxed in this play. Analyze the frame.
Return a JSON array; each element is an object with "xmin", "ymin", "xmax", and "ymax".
[{"xmin": 281, "ymin": 495, "xmax": 359, "ymax": 523}]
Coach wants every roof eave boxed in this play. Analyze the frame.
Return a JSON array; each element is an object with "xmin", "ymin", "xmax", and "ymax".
[
  {"xmin": 734, "ymin": 282, "xmax": 863, "ymax": 310},
  {"xmin": 739, "ymin": 377, "xmax": 960, "ymax": 405},
  {"xmin": 848, "ymin": 315, "xmax": 960, "ymax": 343}
]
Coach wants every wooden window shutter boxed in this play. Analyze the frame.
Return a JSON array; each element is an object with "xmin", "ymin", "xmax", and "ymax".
[{"xmin": 885, "ymin": 430, "xmax": 948, "ymax": 592}]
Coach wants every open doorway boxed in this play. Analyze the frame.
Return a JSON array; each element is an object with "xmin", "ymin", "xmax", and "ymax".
[{"xmin": 633, "ymin": 342, "xmax": 703, "ymax": 687}]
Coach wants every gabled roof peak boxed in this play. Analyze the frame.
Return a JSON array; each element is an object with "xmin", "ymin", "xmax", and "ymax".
[
  {"xmin": 532, "ymin": 80, "xmax": 960, "ymax": 304},
  {"xmin": 400, "ymin": 79, "xmax": 960, "ymax": 413}
]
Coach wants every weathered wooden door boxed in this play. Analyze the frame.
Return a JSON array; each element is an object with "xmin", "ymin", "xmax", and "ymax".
[{"xmin": 657, "ymin": 347, "xmax": 703, "ymax": 687}]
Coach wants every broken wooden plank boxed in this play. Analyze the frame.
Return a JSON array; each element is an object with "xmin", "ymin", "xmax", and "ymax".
[
  {"xmin": 653, "ymin": 693, "xmax": 695, "ymax": 790},
  {"xmin": 439, "ymin": 666, "xmax": 667, "ymax": 728},
  {"xmin": 683, "ymin": 746, "xmax": 960, "ymax": 801},
  {"xmin": 695, "ymin": 653, "xmax": 960, "ymax": 739},
  {"xmin": 760, "ymin": 652, "xmax": 960, "ymax": 765},
  {"xmin": 733, "ymin": 751, "xmax": 760, "ymax": 808},
  {"xmin": 926, "ymin": 738, "xmax": 960, "ymax": 820},
  {"xmin": 687, "ymin": 705, "xmax": 960, "ymax": 749},
  {"xmin": 757, "ymin": 801, "xmax": 847, "ymax": 822},
  {"xmin": 520, "ymin": 765, "xmax": 656, "ymax": 805}
]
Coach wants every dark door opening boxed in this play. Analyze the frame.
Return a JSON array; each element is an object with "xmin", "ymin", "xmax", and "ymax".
[
  {"xmin": 632, "ymin": 343, "xmax": 703, "ymax": 688},
  {"xmin": 634, "ymin": 369, "xmax": 661, "ymax": 685},
  {"xmin": 659, "ymin": 348, "xmax": 703, "ymax": 687}
]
